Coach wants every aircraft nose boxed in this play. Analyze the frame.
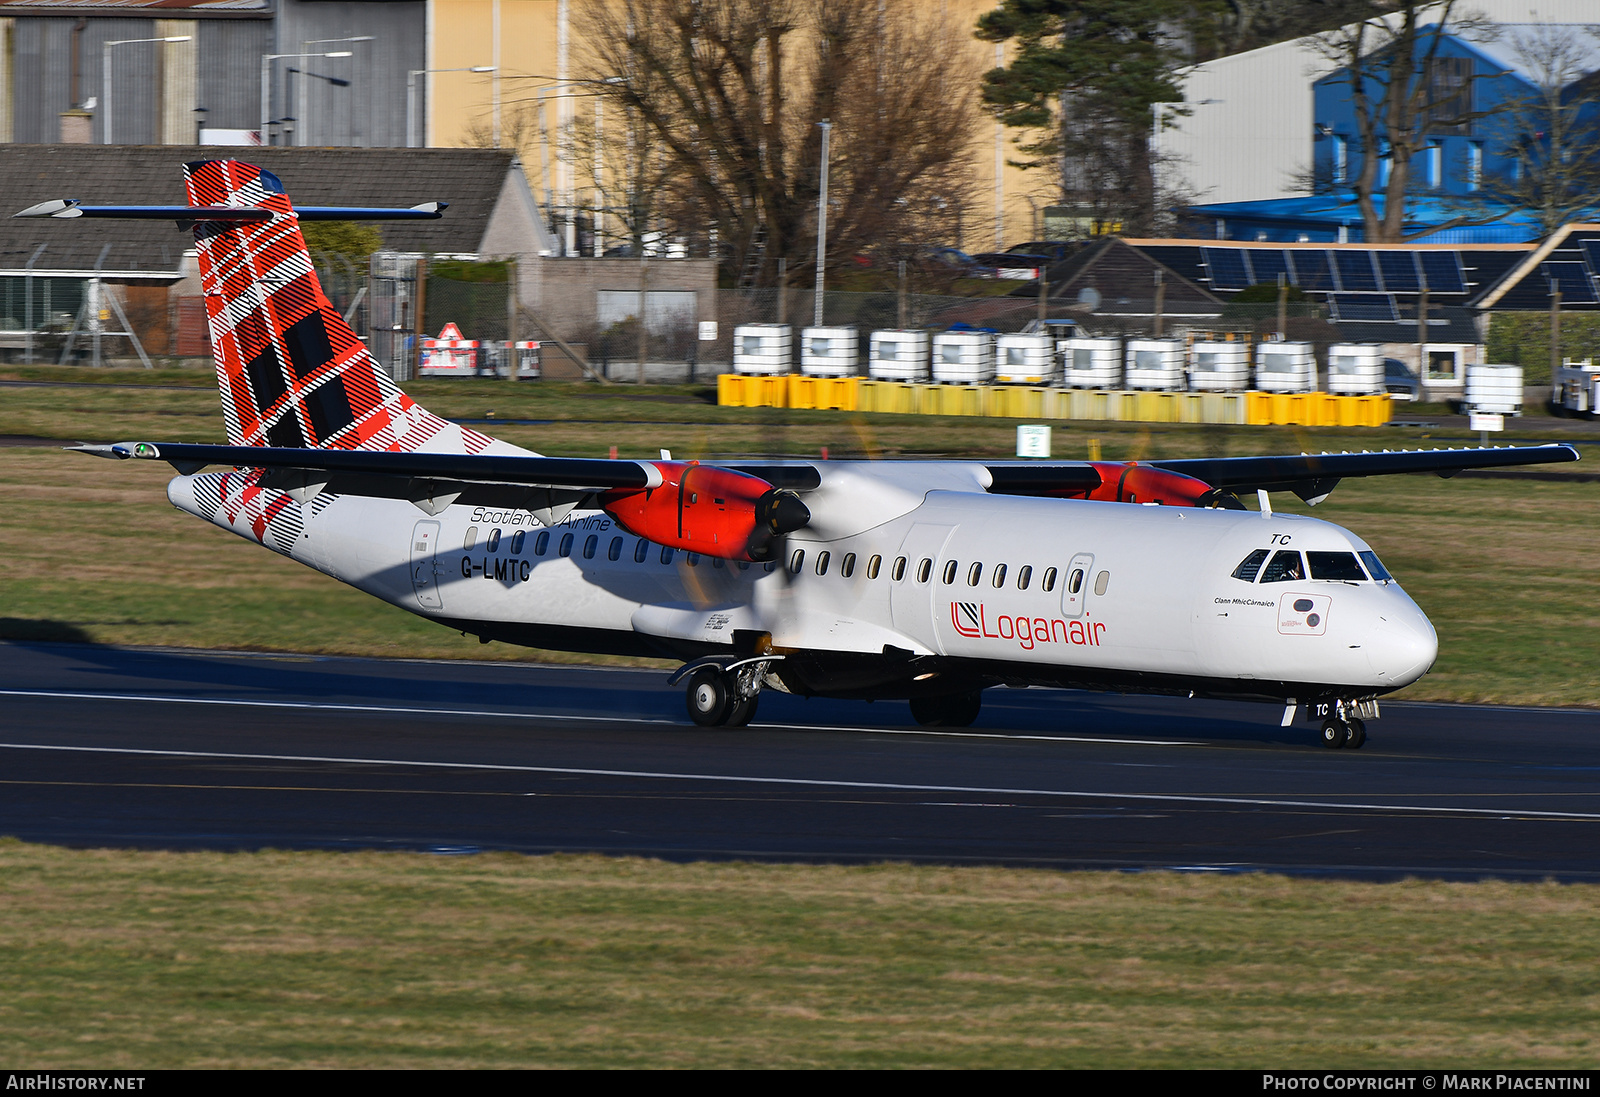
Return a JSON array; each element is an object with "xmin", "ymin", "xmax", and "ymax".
[{"xmin": 1366, "ymin": 607, "xmax": 1437, "ymax": 686}]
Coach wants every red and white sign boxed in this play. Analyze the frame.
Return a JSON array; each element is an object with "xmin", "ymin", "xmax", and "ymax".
[{"xmin": 420, "ymin": 322, "xmax": 481, "ymax": 376}]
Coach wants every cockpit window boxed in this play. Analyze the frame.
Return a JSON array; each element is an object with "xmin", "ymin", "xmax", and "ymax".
[
  {"xmin": 1232, "ymin": 549, "xmax": 1270, "ymax": 582},
  {"xmin": 1359, "ymin": 550, "xmax": 1393, "ymax": 582},
  {"xmin": 1258, "ymin": 550, "xmax": 1304, "ymax": 583},
  {"xmin": 1308, "ymin": 551, "xmax": 1366, "ymax": 581}
]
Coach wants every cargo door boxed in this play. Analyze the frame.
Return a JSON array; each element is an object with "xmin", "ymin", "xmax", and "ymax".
[
  {"xmin": 889, "ymin": 523, "xmax": 956, "ymax": 652},
  {"xmin": 410, "ymin": 519, "xmax": 444, "ymax": 610}
]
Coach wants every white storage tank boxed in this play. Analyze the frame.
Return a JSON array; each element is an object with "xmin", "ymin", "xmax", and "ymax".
[
  {"xmin": 1327, "ymin": 343, "xmax": 1384, "ymax": 396},
  {"xmin": 868, "ymin": 329, "xmax": 931, "ymax": 381},
  {"xmin": 931, "ymin": 330, "xmax": 996, "ymax": 384},
  {"xmin": 1189, "ymin": 340, "xmax": 1250, "ymax": 392},
  {"xmin": 732, "ymin": 323, "xmax": 793, "ymax": 375},
  {"xmin": 1061, "ymin": 337, "xmax": 1122, "ymax": 389},
  {"xmin": 1122, "ymin": 339, "xmax": 1184, "ymax": 391},
  {"xmin": 995, "ymin": 333, "xmax": 1056, "ymax": 385},
  {"xmin": 800, "ymin": 327, "xmax": 859, "ymax": 376},
  {"xmin": 1464, "ymin": 363, "xmax": 1524, "ymax": 415},
  {"xmin": 1254, "ymin": 341, "xmax": 1317, "ymax": 393}
]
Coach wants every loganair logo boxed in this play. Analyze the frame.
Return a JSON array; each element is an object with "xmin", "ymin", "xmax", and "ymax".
[{"xmin": 950, "ymin": 602, "xmax": 1106, "ymax": 650}]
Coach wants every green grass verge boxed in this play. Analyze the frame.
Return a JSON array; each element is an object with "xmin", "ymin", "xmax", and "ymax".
[
  {"xmin": 3, "ymin": 367, "xmax": 1597, "ymax": 702},
  {"xmin": 3, "ymin": 841, "xmax": 1599, "ymax": 1068}
]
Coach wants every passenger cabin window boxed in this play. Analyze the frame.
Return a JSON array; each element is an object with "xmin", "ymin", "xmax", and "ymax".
[
  {"xmin": 1259, "ymin": 550, "xmax": 1304, "ymax": 583},
  {"xmin": 1232, "ymin": 549, "xmax": 1270, "ymax": 582},
  {"xmin": 687, "ymin": 553, "xmax": 700, "ymax": 567},
  {"xmin": 942, "ymin": 560, "xmax": 958, "ymax": 585},
  {"xmin": 790, "ymin": 549, "xmax": 806, "ymax": 574},
  {"xmin": 535, "ymin": 531, "xmax": 550, "ymax": 556},
  {"xmin": 892, "ymin": 556, "xmax": 907, "ymax": 581},
  {"xmin": 660, "ymin": 545, "xmax": 675, "ymax": 565},
  {"xmin": 634, "ymin": 539, "xmax": 649, "ymax": 563},
  {"xmin": 487, "ymin": 528, "xmax": 501, "ymax": 552},
  {"xmin": 609, "ymin": 536, "xmax": 624, "ymax": 561},
  {"xmin": 1308, "ymin": 551, "xmax": 1366, "ymax": 581},
  {"xmin": 1017, "ymin": 565, "xmax": 1032, "ymax": 590},
  {"xmin": 917, "ymin": 558, "xmax": 933, "ymax": 583},
  {"xmin": 1042, "ymin": 567, "xmax": 1058, "ymax": 592},
  {"xmin": 583, "ymin": 534, "xmax": 598, "ymax": 559},
  {"xmin": 558, "ymin": 532, "xmax": 573, "ymax": 557},
  {"xmin": 1359, "ymin": 550, "xmax": 1392, "ymax": 582},
  {"xmin": 992, "ymin": 563, "xmax": 1007, "ymax": 588},
  {"xmin": 712, "ymin": 556, "xmax": 724, "ymax": 569},
  {"xmin": 816, "ymin": 551, "xmax": 831, "ymax": 576},
  {"xmin": 841, "ymin": 553, "xmax": 856, "ymax": 578},
  {"xmin": 510, "ymin": 530, "xmax": 525, "ymax": 555},
  {"xmin": 867, "ymin": 555, "xmax": 881, "ymax": 579},
  {"xmin": 1094, "ymin": 570, "xmax": 1110, "ymax": 596},
  {"xmin": 1068, "ymin": 568, "xmax": 1085, "ymax": 594},
  {"xmin": 967, "ymin": 562, "xmax": 983, "ymax": 587},
  {"xmin": 463, "ymin": 526, "xmax": 478, "ymax": 551}
]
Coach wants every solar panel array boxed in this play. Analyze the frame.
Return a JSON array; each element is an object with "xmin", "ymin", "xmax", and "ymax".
[
  {"xmin": 1200, "ymin": 247, "xmax": 1467, "ymax": 294},
  {"xmin": 1543, "ymin": 261, "xmax": 1599, "ymax": 304},
  {"xmin": 1328, "ymin": 293, "xmax": 1400, "ymax": 322}
]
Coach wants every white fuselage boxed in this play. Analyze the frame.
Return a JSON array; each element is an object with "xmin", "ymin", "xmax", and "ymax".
[{"xmin": 167, "ymin": 460, "xmax": 1438, "ymax": 699}]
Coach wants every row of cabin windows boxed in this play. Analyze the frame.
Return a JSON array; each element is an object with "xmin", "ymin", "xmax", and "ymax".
[
  {"xmin": 461, "ymin": 526, "xmax": 779, "ymax": 572},
  {"xmin": 1231, "ymin": 548, "xmax": 1393, "ymax": 584},
  {"xmin": 787, "ymin": 548, "xmax": 1110, "ymax": 597}
]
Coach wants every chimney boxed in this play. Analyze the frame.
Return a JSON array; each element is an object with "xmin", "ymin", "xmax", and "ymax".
[{"xmin": 60, "ymin": 109, "xmax": 93, "ymax": 144}]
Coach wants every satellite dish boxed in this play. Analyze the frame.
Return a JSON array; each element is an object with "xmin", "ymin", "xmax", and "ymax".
[{"xmin": 1076, "ymin": 286, "xmax": 1102, "ymax": 310}]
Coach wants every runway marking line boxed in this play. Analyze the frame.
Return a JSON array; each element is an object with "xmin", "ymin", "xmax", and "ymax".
[
  {"xmin": 3, "ymin": 739, "xmax": 1600, "ymax": 822},
  {"xmin": 0, "ymin": 689, "xmax": 1191, "ymax": 747}
]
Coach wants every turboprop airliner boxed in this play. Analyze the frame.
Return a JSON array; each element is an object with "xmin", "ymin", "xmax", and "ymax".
[{"xmin": 22, "ymin": 160, "xmax": 1580, "ymax": 749}]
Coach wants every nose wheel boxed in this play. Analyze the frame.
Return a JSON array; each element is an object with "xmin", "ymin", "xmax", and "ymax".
[{"xmin": 1320, "ymin": 717, "xmax": 1367, "ymax": 750}]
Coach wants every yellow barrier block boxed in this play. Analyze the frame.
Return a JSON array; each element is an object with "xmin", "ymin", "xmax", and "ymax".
[
  {"xmin": 933, "ymin": 384, "xmax": 985, "ymax": 417},
  {"xmin": 717, "ymin": 373, "xmax": 743, "ymax": 407},
  {"xmin": 1245, "ymin": 391, "xmax": 1271, "ymax": 426},
  {"xmin": 788, "ymin": 376, "xmax": 860, "ymax": 412}
]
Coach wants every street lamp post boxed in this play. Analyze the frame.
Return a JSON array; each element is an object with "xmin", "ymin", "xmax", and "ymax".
[
  {"xmin": 261, "ymin": 51, "xmax": 352, "ymax": 146},
  {"xmin": 814, "ymin": 119, "xmax": 831, "ymax": 327},
  {"xmin": 406, "ymin": 66, "xmax": 495, "ymax": 149},
  {"xmin": 300, "ymin": 36, "xmax": 373, "ymax": 146},
  {"xmin": 103, "ymin": 35, "xmax": 191, "ymax": 144}
]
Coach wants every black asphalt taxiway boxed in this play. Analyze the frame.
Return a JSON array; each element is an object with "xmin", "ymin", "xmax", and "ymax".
[{"xmin": 2, "ymin": 641, "xmax": 1598, "ymax": 880}]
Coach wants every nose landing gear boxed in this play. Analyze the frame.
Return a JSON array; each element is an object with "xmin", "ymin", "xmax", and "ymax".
[{"xmin": 1315, "ymin": 699, "xmax": 1373, "ymax": 750}]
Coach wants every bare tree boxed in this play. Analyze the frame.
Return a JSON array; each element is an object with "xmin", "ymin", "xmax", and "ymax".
[
  {"xmin": 1309, "ymin": 0, "xmax": 1499, "ymax": 242},
  {"xmin": 1474, "ymin": 24, "xmax": 1600, "ymax": 237},
  {"xmin": 573, "ymin": 0, "xmax": 980, "ymax": 284}
]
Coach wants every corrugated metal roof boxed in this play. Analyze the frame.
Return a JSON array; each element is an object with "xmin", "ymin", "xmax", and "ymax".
[{"xmin": 0, "ymin": 145, "xmax": 524, "ymax": 273}]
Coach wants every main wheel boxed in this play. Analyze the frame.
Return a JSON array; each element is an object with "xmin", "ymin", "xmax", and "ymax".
[
  {"xmin": 1345, "ymin": 718, "xmax": 1367, "ymax": 750},
  {"xmin": 725, "ymin": 692, "xmax": 760, "ymax": 728},
  {"xmin": 910, "ymin": 690, "xmax": 982, "ymax": 728},
  {"xmin": 1320, "ymin": 720, "xmax": 1347, "ymax": 749},
  {"xmin": 686, "ymin": 667, "xmax": 732, "ymax": 727}
]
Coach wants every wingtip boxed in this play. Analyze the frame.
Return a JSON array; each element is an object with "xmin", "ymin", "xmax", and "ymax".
[{"xmin": 14, "ymin": 199, "xmax": 80, "ymax": 219}]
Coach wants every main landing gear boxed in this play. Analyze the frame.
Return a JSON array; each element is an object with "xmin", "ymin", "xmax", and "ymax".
[
  {"xmin": 673, "ymin": 656, "xmax": 781, "ymax": 728},
  {"xmin": 909, "ymin": 690, "xmax": 983, "ymax": 728}
]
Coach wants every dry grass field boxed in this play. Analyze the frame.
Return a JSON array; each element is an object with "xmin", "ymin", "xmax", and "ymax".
[{"xmin": 3, "ymin": 842, "xmax": 1599, "ymax": 1068}]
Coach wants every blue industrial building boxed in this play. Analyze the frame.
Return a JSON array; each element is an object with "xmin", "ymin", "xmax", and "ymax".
[{"xmin": 1187, "ymin": 24, "xmax": 1600, "ymax": 244}]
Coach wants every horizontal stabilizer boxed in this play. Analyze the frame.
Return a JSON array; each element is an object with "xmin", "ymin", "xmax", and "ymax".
[{"xmin": 14, "ymin": 199, "xmax": 446, "ymax": 222}]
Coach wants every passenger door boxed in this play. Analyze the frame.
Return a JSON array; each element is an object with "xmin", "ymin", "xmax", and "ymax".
[
  {"xmin": 410, "ymin": 519, "xmax": 443, "ymax": 610},
  {"xmin": 889, "ymin": 523, "xmax": 955, "ymax": 652}
]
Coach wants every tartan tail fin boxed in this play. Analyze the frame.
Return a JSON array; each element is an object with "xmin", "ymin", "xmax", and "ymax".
[{"xmin": 182, "ymin": 159, "xmax": 500, "ymax": 456}]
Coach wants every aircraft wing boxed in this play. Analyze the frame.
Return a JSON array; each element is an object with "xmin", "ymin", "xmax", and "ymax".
[
  {"xmin": 15, "ymin": 200, "xmax": 447, "ymax": 222},
  {"xmin": 1149, "ymin": 444, "xmax": 1581, "ymax": 503}
]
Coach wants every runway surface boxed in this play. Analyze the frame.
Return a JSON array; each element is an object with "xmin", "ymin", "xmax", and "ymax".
[{"xmin": 3, "ymin": 641, "xmax": 1598, "ymax": 880}]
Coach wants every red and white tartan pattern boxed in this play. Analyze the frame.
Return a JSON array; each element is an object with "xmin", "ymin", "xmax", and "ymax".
[{"xmin": 183, "ymin": 160, "xmax": 518, "ymax": 458}]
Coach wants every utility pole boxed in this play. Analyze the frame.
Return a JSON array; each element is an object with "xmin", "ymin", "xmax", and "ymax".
[{"xmin": 814, "ymin": 119, "xmax": 831, "ymax": 328}]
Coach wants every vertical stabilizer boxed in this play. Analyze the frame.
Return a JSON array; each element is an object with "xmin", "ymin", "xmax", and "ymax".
[{"xmin": 183, "ymin": 160, "xmax": 521, "ymax": 456}]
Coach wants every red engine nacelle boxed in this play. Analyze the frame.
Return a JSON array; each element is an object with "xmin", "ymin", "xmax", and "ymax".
[
  {"xmin": 600, "ymin": 461, "xmax": 809, "ymax": 561},
  {"xmin": 1083, "ymin": 461, "xmax": 1223, "ymax": 507}
]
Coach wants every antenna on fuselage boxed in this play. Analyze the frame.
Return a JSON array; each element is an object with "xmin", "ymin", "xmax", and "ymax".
[{"xmin": 1257, "ymin": 489, "xmax": 1273, "ymax": 518}]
